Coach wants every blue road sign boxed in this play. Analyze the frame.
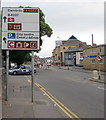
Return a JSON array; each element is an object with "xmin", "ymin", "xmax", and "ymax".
[{"xmin": 8, "ymin": 33, "xmax": 16, "ymax": 39}]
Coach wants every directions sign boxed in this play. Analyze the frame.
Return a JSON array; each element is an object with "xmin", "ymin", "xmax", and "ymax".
[
  {"xmin": 8, "ymin": 41, "xmax": 38, "ymax": 49},
  {"xmin": 2, "ymin": 7, "xmax": 40, "ymax": 50},
  {"xmin": 8, "ymin": 23, "xmax": 22, "ymax": 30}
]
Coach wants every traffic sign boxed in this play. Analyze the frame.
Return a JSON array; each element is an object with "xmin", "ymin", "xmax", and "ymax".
[
  {"xmin": 8, "ymin": 41, "xmax": 38, "ymax": 49},
  {"xmin": 2, "ymin": 7, "xmax": 40, "ymax": 50},
  {"xmin": 8, "ymin": 33, "xmax": 16, "ymax": 39},
  {"xmin": 96, "ymin": 55, "xmax": 102, "ymax": 61},
  {"xmin": 2, "ymin": 31, "xmax": 39, "ymax": 41},
  {"xmin": 8, "ymin": 23, "xmax": 22, "ymax": 30},
  {"xmin": 8, "ymin": 18, "xmax": 14, "ymax": 22}
]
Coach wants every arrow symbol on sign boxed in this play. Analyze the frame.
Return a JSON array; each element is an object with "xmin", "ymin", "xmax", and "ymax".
[
  {"xmin": 3, "ymin": 37, "xmax": 6, "ymax": 43},
  {"xmin": 3, "ymin": 16, "xmax": 7, "ymax": 23},
  {"xmin": 24, "ymin": 42, "xmax": 29, "ymax": 48}
]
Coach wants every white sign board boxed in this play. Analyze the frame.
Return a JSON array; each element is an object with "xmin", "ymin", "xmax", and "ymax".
[{"xmin": 2, "ymin": 7, "xmax": 40, "ymax": 50}]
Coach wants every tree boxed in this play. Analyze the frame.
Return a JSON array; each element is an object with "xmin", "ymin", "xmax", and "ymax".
[
  {"xmin": 9, "ymin": 50, "xmax": 31, "ymax": 67},
  {"xmin": 3, "ymin": 7, "xmax": 53, "ymax": 66},
  {"xmin": 40, "ymin": 9, "xmax": 53, "ymax": 46}
]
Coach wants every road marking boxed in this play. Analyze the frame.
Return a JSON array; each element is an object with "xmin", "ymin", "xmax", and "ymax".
[
  {"xmin": 98, "ymin": 87, "xmax": 106, "ymax": 90},
  {"xmin": 28, "ymin": 80, "xmax": 31, "ymax": 83},
  {"xmin": 35, "ymin": 82, "xmax": 80, "ymax": 120},
  {"xmin": 24, "ymin": 75, "xmax": 31, "ymax": 83},
  {"xmin": 24, "ymin": 76, "xmax": 80, "ymax": 119}
]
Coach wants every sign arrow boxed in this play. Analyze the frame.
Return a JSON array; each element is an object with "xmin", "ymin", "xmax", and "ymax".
[
  {"xmin": 3, "ymin": 16, "xmax": 7, "ymax": 23},
  {"xmin": 3, "ymin": 37, "xmax": 6, "ymax": 43},
  {"xmin": 24, "ymin": 42, "xmax": 29, "ymax": 48}
]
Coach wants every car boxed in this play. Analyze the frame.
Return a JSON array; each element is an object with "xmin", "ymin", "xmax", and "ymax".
[
  {"xmin": 47, "ymin": 63, "xmax": 51, "ymax": 66},
  {"xmin": 9, "ymin": 65, "xmax": 36, "ymax": 75}
]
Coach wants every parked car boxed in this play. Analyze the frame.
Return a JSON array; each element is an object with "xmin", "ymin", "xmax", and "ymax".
[
  {"xmin": 47, "ymin": 63, "xmax": 52, "ymax": 66},
  {"xmin": 9, "ymin": 65, "xmax": 36, "ymax": 75}
]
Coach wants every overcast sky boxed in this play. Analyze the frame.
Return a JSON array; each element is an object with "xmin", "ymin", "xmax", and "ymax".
[{"xmin": 1, "ymin": 0, "xmax": 105, "ymax": 58}]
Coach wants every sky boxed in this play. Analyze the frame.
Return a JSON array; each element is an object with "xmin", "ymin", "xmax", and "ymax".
[{"xmin": 1, "ymin": 0, "xmax": 105, "ymax": 58}]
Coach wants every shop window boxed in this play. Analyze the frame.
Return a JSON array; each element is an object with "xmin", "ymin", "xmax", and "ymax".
[{"xmin": 80, "ymin": 53, "xmax": 83, "ymax": 58}]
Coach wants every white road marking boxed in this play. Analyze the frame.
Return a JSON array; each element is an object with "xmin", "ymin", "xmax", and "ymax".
[
  {"xmin": 28, "ymin": 80, "xmax": 31, "ymax": 83},
  {"xmin": 98, "ymin": 87, "xmax": 106, "ymax": 90},
  {"xmin": 24, "ymin": 75, "xmax": 31, "ymax": 83}
]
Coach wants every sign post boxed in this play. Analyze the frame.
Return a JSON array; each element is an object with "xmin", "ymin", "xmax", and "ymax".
[
  {"xmin": 31, "ymin": 51, "xmax": 34, "ymax": 102},
  {"xmin": 96, "ymin": 55, "xmax": 102, "ymax": 80},
  {"xmin": 2, "ymin": 7, "xmax": 40, "ymax": 102},
  {"xmin": 5, "ymin": 50, "xmax": 9, "ymax": 101}
]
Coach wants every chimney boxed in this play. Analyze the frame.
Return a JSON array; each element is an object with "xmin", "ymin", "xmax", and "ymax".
[{"xmin": 92, "ymin": 34, "xmax": 94, "ymax": 46}]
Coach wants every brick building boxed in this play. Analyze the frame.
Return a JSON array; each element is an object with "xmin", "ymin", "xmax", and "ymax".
[
  {"xmin": 52, "ymin": 35, "xmax": 88, "ymax": 66},
  {"xmin": 83, "ymin": 44, "xmax": 106, "ymax": 71}
]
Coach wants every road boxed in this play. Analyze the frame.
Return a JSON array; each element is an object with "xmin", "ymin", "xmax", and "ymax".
[{"xmin": 34, "ymin": 67, "xmax": 104, "ymax": 118}]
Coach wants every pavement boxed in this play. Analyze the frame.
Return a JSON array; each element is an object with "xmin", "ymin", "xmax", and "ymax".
[
  {"xmin": 53, "ymin": 65, "xmax": 105, "ymax": 84},
  {"xmin": 2, "ymin": 74, "xmax": 68, "ymax": 119}
]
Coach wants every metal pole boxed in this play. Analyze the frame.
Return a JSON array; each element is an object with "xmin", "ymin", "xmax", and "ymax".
[
  {"xmin": 98, "ymin": 61, "xmax": 101, "ymax": 80},
  {"xmin": 5, "ymin": 50, "xmax": 9, "ymax": 101},
  {"xmin": 31, "ymin": 51, "xmax": 34, "ymax": 102},
  {"xmin": 67, "ymin": 58, "xmax": 69, "ymax": 70}
]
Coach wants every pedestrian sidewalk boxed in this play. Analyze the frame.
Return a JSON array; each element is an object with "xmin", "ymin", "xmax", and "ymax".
[
  {"xmin": 2, "ymin": 75, "xmax": 67, "ymax": 118},
  {"xmin": 52, "ymin": 65, "xmax": 105, "ymax": 84}
]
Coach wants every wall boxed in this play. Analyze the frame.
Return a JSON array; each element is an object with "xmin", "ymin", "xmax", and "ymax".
[{"xmin": 83, "ymin": 45, "xmax": 106, "ymax": 71}]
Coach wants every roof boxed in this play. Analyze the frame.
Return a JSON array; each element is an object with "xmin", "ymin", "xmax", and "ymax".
[
  {"xmin": 68, "ymin": 35, "xmax": 77, "ymax": 40},
  {"xmin": 63, "ymin": 39, "xmax": 83, "ymax": 46},
  {"xmin": 83, "ymin": 44, "xmax": 106, "ymax": 50}
]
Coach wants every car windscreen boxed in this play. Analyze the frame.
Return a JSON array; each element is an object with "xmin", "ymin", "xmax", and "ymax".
[{"xmin": 25, "ymin": 66, "xmax": 31, "ymax": 69}]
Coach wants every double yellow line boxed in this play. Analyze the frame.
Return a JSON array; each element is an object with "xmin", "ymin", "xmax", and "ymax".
[{"xmin": 35, "ymin": 82, "xmax": 80, "ymax": 120}]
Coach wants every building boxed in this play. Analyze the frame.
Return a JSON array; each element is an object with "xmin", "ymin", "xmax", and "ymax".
[
  {"xmin": 52, "ymin": 35, "xmax": 88, "ymax": 66},
  {"xmin": 52, "ymin": 46, "xmax": 61, "ymax": 65},
  {"xmin": 83, "ymin": 44, "xmax": 106, "ymax": 71},
  {"xmin": 64, "ymin": 47, "xmax": 83, "ymax": 66}
]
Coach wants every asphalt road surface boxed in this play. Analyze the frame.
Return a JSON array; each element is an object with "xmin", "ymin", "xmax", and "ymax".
[{"xmin": 34, "ymin": 67, "xmax": 104, "ymax": 118}]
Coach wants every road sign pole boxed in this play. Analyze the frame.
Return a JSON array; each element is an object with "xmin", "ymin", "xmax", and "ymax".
[
  {"xmin": 98, "ymin": 61, "xmax": 101, "ymax": 80},
  {"xmin": 5, "ymin": 50, "xmax": 9, "ymax": 101},
  {"xmin": 31, "ymin": 51, "xmax": 34, "ymax": 102}
]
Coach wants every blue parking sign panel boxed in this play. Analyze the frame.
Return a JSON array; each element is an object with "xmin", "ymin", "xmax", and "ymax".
[{"xmin": 8, "ymin": 33, "xmax": 16, "ymax": 39}]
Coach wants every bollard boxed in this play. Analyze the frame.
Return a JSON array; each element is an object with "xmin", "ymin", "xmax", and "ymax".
[{"xmin": 92, "ymin": 70, "xmax": 99, "ymax": 79}]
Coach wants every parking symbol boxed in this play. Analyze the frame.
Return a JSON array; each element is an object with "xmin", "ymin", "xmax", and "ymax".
[{"xmin": 8, "ymin": 33, "xmax": 16, "ymax": 39}]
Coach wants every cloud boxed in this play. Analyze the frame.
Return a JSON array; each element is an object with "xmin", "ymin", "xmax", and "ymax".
[{"xmin": 1, "ymin": 0, "xmax": 104, "ymax": 57}]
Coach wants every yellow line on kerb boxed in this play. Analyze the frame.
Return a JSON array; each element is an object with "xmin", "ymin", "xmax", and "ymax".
[{"xmin": 35, "ymin": 82, "xmax": 80, "ymax": 120}]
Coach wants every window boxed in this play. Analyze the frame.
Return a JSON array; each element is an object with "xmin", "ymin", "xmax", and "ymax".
[
  {"xmin": 68, "ymin": 55, "xmax": 71, "ymax": 58},
  {"xmin": 92, "ymin": 59, "xmax": 96, "ymax": 64},
  {"xmin": 80, "ymin": 53, "xmax": 83, "ymax": 58}
]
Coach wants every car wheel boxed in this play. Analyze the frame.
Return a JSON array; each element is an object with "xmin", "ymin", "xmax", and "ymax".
[{"xmin": 13, "ymin": 71, "xmax": 17, "ymax": 75}]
